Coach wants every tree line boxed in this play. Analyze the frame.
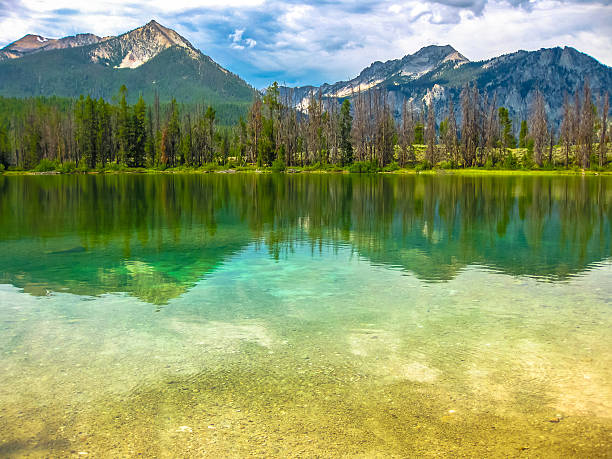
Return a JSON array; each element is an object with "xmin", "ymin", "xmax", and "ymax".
[{"xmin": 0, "ymin": 81, "xmax": 609, "ymax": 171}]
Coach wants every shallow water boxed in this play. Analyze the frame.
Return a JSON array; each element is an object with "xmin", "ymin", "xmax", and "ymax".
[{"xmin": 0, "ymin": 173, "xmax": 611, "ymax": 457}]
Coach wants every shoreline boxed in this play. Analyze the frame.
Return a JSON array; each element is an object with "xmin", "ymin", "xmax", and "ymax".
[{"xmin": 2, "ymin": 168, "xmax": 612, "ymax": 177}]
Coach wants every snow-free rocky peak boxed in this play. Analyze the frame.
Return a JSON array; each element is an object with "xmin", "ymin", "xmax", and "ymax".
[
  {"xmin": 360, "ymin": 45, "xmax": 468, "ymax": 82},
  {"xmin": 89, "ymin": 20, "xmax": 199, "ymax": 69},
  {"xmin": 288, "ymin": 45, "xmax": 470, "ymax": 102}
]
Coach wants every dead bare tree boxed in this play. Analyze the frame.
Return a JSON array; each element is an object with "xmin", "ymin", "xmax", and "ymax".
[
  {"xmin": 529, "ymin": 91, "xmax": 548, "ymax": 167},
  {"xmin": 351, "ymin": 88, "xmax": 368, "ymax": 162},
  {"xmin": 399, "ymin": 99, "xmax": 416, "ymax": 166},
  {"xmin": 460, "ymin": 84, "xmax": 479, "ymax": 167},
  {"xmin": 425, "ymin": 101, "xmax": 436, "ymax": 165},
  {"xmin": 560, "ymin": 94, "xmax": 572, "ymax": 167},
  {"xmin": 579, "ymin": 81, "xmax": 594, "ymax": 168},
  {"xmin": 599, "ymin": 91, "xmax": 609, "ymax": 167},
  {"xmin": 443, "ymin": 99, "xmax": 459, "ymax": 165}
]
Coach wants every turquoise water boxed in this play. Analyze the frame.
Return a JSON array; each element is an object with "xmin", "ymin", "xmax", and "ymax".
[{"xmin": 0, "ymin": 174, "xmax": 611, "ymax": 456}]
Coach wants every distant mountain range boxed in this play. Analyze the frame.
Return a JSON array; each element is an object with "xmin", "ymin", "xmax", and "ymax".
[
  {"xmin": 1, "ymin": 21, "xmax": 611, "ymax": 124},
  {"xmin": 0, "ymin": 20, "xmax": 256, "ymax": 107},
  {"xmin": 283, "ymin": 44, "xmax": 612, "ymax": 124}
]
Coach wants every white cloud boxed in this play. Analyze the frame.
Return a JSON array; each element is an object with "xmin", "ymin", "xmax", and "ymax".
[{"xmin": 229, "ymin": 28, "xmax": 257, "ymax": 49}]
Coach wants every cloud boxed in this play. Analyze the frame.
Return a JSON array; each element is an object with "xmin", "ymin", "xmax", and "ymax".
[
  {"xmin": 0, "ymin": 0, "xmax": 610, "ymax": 88},
  {"xmin": 229, "ymin": 28, "xmax": 257, "ymax": 49}
]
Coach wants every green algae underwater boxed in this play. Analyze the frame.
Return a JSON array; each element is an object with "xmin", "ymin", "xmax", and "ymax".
[{"xmin": 0, "ymin": 173, "xmax": 611, "ymax": 457}]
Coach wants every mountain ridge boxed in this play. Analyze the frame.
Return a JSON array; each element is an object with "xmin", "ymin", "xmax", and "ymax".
[
  {"xmin": 282, "ymin": 44, "xmax": 612, "ymax": 124},
  {"xmin": 0, "ymin": 33, "xmax": 108, "ymax": 60}
]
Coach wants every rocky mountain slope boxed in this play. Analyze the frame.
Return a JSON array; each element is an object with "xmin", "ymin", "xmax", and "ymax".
[
  {"xmin": 0, "ymin": 21, "xmax": 256, "ymax": 108},
  {"xmin": 88, "ymin": 20, "xmax": 198, "ymax": 69},
  {"xmin": 284, "ymin": 45, "xmax": 612, "ymax": 124}
]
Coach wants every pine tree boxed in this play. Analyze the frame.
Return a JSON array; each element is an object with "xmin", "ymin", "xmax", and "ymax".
[
  {"xmin": 83, "ymin": 95, "xmax": 97, "ymax": 168},
  {"xmin": 162, "ymin": 98, "xmax": 180, "ymax": 166},
  {"xmin": 204, "ymin": 106, "xmax": 216, "ymax": 163},
  {"xmin": 0, "ymin": 122, "xmax": 9, "ymax": 168},
  {"xmin": 339, "ymin": 99, "xmax": 353, "ymax": 166},
  {"xmin": 96, "ymin": 98, "xmax": 112, "ymax": 167},
  {"xmin": 117, "ymin": 85, "xmax": 130, "ymax": 165},
  {"xmin": 144, "ymin": 106, "xmax": 155, "ymax": 166},
  {"xmin": 498, "ymin": 107, "xmax": 515, "ymax": 151},
  {"xmin": 132, "ymin": 95, "xmax": 147, "ymax": 167},
  {"xmin": 518, "ymin": 120, "xmax": 528, "ymax": 148}
]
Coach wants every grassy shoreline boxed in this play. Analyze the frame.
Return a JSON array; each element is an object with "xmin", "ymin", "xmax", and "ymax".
[{"xmin": 2, "ymin": 167, "xmax": 612, "ymax": 177}]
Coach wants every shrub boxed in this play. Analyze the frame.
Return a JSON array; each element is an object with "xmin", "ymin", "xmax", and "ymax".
[
  {"xmin": 104, "ymin": 162, "xmax": 127, "ymax": 172},
  {"xmin": 271, "ymin": 158, "xmax": 286, "ymax": 172},
  {"xmin": 415, "ymin": 161, "xmax": 432, "ymax": 172},
  {"xmin": 349, "ymin": 160, "xmax": 380, "ymax": 173},
  {"xmin": 33, "ymin": 159, "xmax": 57, "ymax": 172},
  {"xmin": 76, "ymin": 161, "xmax": 90, "ymax": 173},
  {"xmin": 201, "ymin": 163, "xmax": 220, "ymax": 172},
  {"xmin": 502, "ymin": 152, "xmax": 518, "ymax": 170},
  {"xmin": 383, "ymin": 161, "xmax": 400, "ymax": 172},
  {"xmin": 58, "ymin": 161, "xmax": 76, "ymax": 174},
  {"xmin": 304, "ymin": 162, "xmax": 322, "ymax": 171},
  {"xmin": 0, "ymin": 163, "xmax": 5, "ymax": 172},
  {"xmin": 520, "ymin": 153, "xmax": 534, "ymax": 170},
  {"xmin": 349, "ymin": 161, "xmax": 370, "ymax": 173},
  {"xmin": 437, "ymin": 160, "xmax": 455, "ymax": 170}
]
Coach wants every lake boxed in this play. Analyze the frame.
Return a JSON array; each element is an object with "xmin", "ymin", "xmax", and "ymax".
[{"xmin": 0, "ymin": 173, "xmax": 611, "ymax": 456}]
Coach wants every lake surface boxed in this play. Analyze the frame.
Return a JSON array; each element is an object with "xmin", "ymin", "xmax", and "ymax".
[{"xmin": 0, "ymin": 173, "xmax": 611, "ymax": 457}]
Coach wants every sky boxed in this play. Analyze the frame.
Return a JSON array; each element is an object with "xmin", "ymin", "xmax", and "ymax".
[{"xmin": 0, "ymin": 0, "xmax": 611, "ymax": 88}]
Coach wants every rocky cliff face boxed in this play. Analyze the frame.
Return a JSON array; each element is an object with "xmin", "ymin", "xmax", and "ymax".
[
  {"xmin": 283, "ymin": 45, "xmax": 612, "ymax": 125},
  {"xmin": 88, "ymin": 20, "xmax": 199, "ymax": 69}
]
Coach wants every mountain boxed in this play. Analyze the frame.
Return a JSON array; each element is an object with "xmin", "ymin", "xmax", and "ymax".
[
  {"xmin": 0, "ymin": 33, "xmax": 107, "ymax": 60},
  {"xmin": 284, "ymin": 45, "xmax": 612, "ymax": 124},
  {"xmin": 0, "ymin": 21, "xmax": 256, "ymax": 111}
]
